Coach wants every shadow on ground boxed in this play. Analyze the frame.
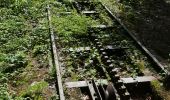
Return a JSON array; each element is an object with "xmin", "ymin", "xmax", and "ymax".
[{"xmin": 121, "ymin": 0, "xmax": 170, "ymax": 65}]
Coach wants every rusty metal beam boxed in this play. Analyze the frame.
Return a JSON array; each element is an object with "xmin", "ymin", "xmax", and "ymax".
[
  {"xmin": 121, "ymin": 76, "xmax": 156, "ymax": 84},
  {"xmin": 47, "ymin": 5, "xmax": 65, "ymax": 100}
]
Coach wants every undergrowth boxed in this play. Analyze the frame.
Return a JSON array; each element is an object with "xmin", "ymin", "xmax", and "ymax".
[{"xmin": 0, "ymin": 0, "xmax": 58, "ymax": 99}]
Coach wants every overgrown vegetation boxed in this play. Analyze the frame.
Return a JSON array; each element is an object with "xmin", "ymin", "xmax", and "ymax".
[
  {"xmin": 0, "ymin": 0, "xmax": 57, "ymax": 99},
  {"xmin": 1, "ymin": 0, "xmax": 169, "ymax": 99},
  {"xmin": 51, "ymin": 6, "xmax": 100, "ymax": 41},
  {"xmin": 151, "ymin": 80, "xmax": 170, "ymax": 100},
  {"xmin": 52, "ymin": 11, "xmax": 99, "ymax": 38}
]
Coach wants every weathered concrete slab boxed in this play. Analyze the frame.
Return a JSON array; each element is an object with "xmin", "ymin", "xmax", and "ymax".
[
  {"xmin": 121, "ymin": 76, "xmax": 156, "ymax": 84},
  {"xmin": 65, "ymin": 76, "xmax": 156, "ymax": 88},
  {"xmin": 65, "ymin": 79, "xmax": 108, "ymax": 88},
  {"xmin": 82, "ymin": 11, "xmax": 98, "ymax": 14}
]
